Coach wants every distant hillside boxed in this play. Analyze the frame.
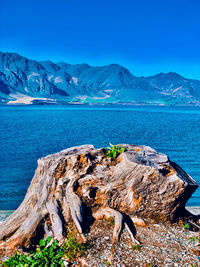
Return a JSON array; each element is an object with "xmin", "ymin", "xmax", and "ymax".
[{"xmin": 0, "ymin": 51, "xmax": 200, "ymax": 105}]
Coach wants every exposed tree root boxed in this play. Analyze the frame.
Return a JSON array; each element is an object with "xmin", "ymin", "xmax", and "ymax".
[{"xmin": 93, "ymin": 207, "xmax": 140, "ymax": 244}]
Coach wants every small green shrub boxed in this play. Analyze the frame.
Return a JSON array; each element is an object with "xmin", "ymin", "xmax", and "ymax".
[
  {"xmin": 108, "ymin": 216, "xmax": 115, "ymax": 225},
  {"xmin": 2, "ymin": 237, "xmax": 65, "ymax": 266},
  {"xmin": 182, "ymin": 222, "xmax": 191, "ymax": 230},
  {"xmin": 131, "ymin": 244, "xmax": 142, "ymax": 251},
  {"xmin": 3, "ymin": 234, "xmax": 91, "ymax": 266},
  {"xmin": 105, "ymin": 143, "xmax": 125, "ymax": 158},
  {"xmin": 190, "ymin": 236, "xmax": 199, "ymax": 242},
  {"xmin": 64, "ymin": 233, "xmax": 91, "ymax": 260}
]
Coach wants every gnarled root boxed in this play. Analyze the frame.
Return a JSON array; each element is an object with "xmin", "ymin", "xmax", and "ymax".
[
  {"xmin": 0, "ymin": 193, "xmax": 86, "ymax": 254},
  {"xmin": 65, "ymin": 177, "xmax": 86, "ymax": 242},
  {"xmin": 46, "ymin": 201, "xmax": 64, "ymax": 243},
  {"xmin": 93, "ymin": 207, "xmax": 140, "ymax": 244},
  {"xmin": 0, "ymin": 205, "xmax": 48, "ymax": 252}
]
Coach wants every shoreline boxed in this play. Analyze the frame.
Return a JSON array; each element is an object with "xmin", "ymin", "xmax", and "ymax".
[
  {"xmin": 0, "ymin": 207, "xmax": 199, "ymax": 223},
  {"xmin": 186, "ymin": 206, "xmax": 200, "ymax": 215}
]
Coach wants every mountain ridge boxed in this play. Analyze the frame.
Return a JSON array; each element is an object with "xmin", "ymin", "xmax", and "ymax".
[{"xmin": 0, "ymin": 51, "xmax": 200, "ymax": 105}]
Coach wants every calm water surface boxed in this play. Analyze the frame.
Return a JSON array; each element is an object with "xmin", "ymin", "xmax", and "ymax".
[{"xmin": 0, "ymin": 105, "xmax": 200, "ymax": 209}]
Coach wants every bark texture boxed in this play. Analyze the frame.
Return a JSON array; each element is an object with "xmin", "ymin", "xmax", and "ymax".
[{"xmin": 0, "ymin": 144, "xmax": 198, "ymax": 254}]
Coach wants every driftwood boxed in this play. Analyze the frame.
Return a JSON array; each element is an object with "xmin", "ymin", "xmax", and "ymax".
[{"xmin": 0, "ymin": 144, "xmax": 198, "ymax": 254}]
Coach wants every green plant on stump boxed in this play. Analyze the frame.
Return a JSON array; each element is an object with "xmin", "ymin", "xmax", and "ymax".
[
  {"xmin": 108, "ymin": 216, "xmax": 115, "ymax": 225},
  {"xmin": 105, "ymin": 143, "xmax": 125, "ymax": 158}
]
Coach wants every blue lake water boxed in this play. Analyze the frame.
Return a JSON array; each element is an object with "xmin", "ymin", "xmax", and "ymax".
[{"xmin": 0, "ymin": 105, "xmax": 200, "ymax": 210}]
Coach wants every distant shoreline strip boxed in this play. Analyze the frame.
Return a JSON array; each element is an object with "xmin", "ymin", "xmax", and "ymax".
[{"xmin": 0, "ymin": 207, "xmax": 199, "ymax": 223}]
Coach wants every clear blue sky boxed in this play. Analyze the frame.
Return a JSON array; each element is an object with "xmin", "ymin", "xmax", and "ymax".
[{"xmin": 0, "ymin": 0, "xmax": 200, "ymax": 79}]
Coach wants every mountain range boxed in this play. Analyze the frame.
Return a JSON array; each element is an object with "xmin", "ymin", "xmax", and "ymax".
[{"xmin": 0, "ymin": 51, "xmax": 200, "ymax": 105}]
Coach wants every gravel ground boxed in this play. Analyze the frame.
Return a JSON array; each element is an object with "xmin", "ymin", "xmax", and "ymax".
[
  {"xmin": 73, "ymin": 218, "xmax": 200, "ymax": 267},
  {"xmin": 0, "ymin": 208, "xmax": 200, "ymax": 266}
]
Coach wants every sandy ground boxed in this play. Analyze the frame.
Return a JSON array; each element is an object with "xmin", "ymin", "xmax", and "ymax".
[{"xmin": 7, "ymin": 93, "xmax": 56, "ymax": 104}]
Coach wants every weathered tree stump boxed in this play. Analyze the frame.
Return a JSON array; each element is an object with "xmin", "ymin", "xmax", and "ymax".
[{"xmin": 0, "ymin": 144, "xmax": 198, "ymax": 254}]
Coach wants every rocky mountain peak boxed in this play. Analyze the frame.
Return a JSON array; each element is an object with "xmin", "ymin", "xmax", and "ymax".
[{"xmin": 0, "ymin": 51, "xmax": 200, "ymax": 105}]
